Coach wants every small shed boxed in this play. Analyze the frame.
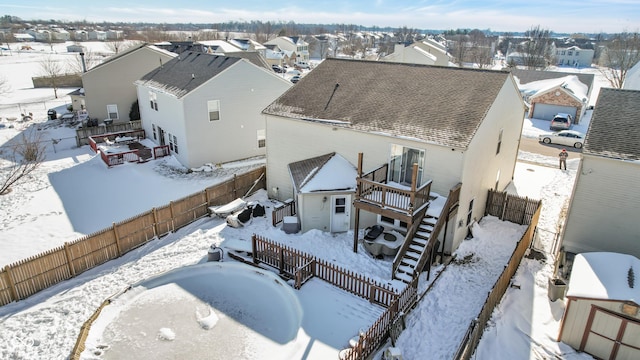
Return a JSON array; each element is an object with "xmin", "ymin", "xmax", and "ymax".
[
  {"xmin": 288, "ymin": 152, "xmax": 357, "ymax": 233},
  {"xmin": 558, "ymin": 252, "xmax": 640, "ymax": 360}
]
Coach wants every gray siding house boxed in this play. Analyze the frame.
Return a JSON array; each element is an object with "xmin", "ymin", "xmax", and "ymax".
[
  {"xmin": 560, "ymin": 88, "xmax": 640, "ymax": 260},
  {"xmin": 263, "ymin": 58, "xmax": 525, "ymax": 280},
  {"xmin": 135, "ymin": 52, "xmax": 292, "ymax": 169}
]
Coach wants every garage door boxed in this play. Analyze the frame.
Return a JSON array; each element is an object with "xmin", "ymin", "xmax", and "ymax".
[
  {"xmin": 580, "ymin": 306, "xmax": 640, "ymax": 360},
  {"xmin": 532, "ymin": 103, "xmax": 577, "ymax": 121}
]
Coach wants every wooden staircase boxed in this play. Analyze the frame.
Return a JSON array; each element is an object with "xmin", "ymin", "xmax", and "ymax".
[
  {"xmin": 394, "ymin": 214, "xmax": 439, "ymax": 283},
  {"xmin": 392, "ymin": 183, "xmax": 462, "ymax": 284}
]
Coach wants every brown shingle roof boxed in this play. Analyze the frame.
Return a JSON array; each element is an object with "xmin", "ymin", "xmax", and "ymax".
[
  {"xmin": 263, "ymin": 58, "xmax": 513, "ymax": 148},
  {"xmin": 288, "ymin": 152, "xmax": 335, "ymax": 193},
  {"xmin": 583, "ymin": 88, "xmax": 640, "ymax": 160}
]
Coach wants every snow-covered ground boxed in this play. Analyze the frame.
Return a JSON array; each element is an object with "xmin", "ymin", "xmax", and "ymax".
[{"xmin": 0, "ymin": 42, "xmax": 607, "ymax": 359}]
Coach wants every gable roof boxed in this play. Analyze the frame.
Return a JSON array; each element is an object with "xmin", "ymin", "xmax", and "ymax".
[
  {"xmin": 263, "ymin": 58, "xmax": 514, "ymax": 148},
  {"xmin": 583, "ymin": 88, "xmax": 640, "ymax": 160},
  {"xmin": 511, "ymin": 69, "xmax": 594, "ymax": 91},
  {"xmin": 223, "ymin": 51, "xmax": 270, "ymax": 70},
  {"xmin": 85, "ymin": 43, "xmax": 175, "ymax": 73},
  {"xmin": 137, "ymin": 52, "xmax": 242, "ymax": 98},
  {"xmin": 288, "ymin": 152, "xmax": 357, "ymax": 193},
  {"xmin": 567, "ymin": 252, "xmax": 640, "ymax": 302}
]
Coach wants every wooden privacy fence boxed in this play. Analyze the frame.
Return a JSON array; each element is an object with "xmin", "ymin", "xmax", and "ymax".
[
  {"xmin": 250, "ymin": 235, "xmax": 419, "ymax": 359},
  {"xmin": 76, "ymin": 120, "xmax": 143, "ymax": 147},
  {"xmin": 485, "ymin": 190, "xmax": 541, "ymax": 225},
  {"xmin": 0, "ymin": 167, "xmax": 266, "ymax": 307},
  {"xmin": 453, "ymin": 200, "xmax": 542, "ymax": 360}
]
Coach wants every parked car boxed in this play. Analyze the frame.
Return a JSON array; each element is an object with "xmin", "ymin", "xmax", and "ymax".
[
  {"xmin": 295, "ymin": 61, "xmax": 310, "ymax": 69},
  {"xmin": 271, "ymin": 65, "xmax": 284, "ymax": 73},
  {"xmin": 538, "ymin": 130, "xmax": 585, "ymax": 148},
  {"xmin": 290, "ymin": 75, "xmax": 301, "ymax": 83},
  {"xmin": 550, "ymin": 113, "xmax": 573, "ymax": 130}
]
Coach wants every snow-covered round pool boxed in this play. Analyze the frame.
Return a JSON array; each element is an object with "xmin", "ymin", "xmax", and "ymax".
[{"xmin": 81, "ymin": 262, "xmax": 304, "ymax": 359}]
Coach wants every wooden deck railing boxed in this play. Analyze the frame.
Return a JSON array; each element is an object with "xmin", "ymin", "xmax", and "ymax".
[
  {"xmin": 356, "ymin": 179, "xmax": 431, "ymax": 215},
  {"xmin": 153, "ymin": 145, "xmax": 170, "ymax": 159}
]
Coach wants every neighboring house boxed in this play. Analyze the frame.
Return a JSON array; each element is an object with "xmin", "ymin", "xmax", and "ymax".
[
  {"xmin": 88, "ymin": 30, "xmax": 107, "ymax": 41},
  {"xmin": 135, "ymin": 52, "xmax": 292, "ymax": 169},
  {"xmin": 306, "ymin": 34, "xmax": 337, "ymax": 60},
  {"xmin": 14, "ymin": 33, "xmax": 34, "ymax": 42},
  {"xmin": 50, "ymin": 28, "xmax": 70, "ymax": 41},
  {"xmin": 559, "ymin": 88, "xmax": 640, "ymax": 259},
  {"xmin": 622, "ymin": 60, "xmax": 640, "ymax": 90},
  {"xmin": 106, "ymin": 30, "xmax": 123, "ymax": 40},
  {"xmin": 512, "ymin": 69, "xmax": 594, "ymax": 123},
  {"xmin": 227, "ymin": 38, "xmax": 267, "ymax": 56},
  {"xmin": 263, "ymin": 44, "xmax": 287, "ymax": 67},
  {"xmin": 553, "ymin": 45, "xmax": 594, "ymax": 67},
  {"xmin": 68, "ymin": 88, "xmax": 85, "ymax": 112},
  {"xmin": 82, "ymin": 43, "xmax": 176, "ymax": 123},
  {"xmin": 264, "ymin": 36, "xmax": 309, "ymax": 65},
  {"xmin": 263, "ymin": 58, "xmax": 525, "ymax": 280},
  {"xmin": 558, "ymin": 252, "xmax": 640, "ymax": 360},
  {"xmin": 74, "ymin": 30, "xmax": 89, "ymax": 42},
  {"xmin": 381, "ymin": 39, "xmax": 451, "ymax": 66}
]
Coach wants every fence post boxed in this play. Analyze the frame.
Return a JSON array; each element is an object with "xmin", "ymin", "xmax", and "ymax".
[
  {"xmin": 152, "ymin": 207, "xmax": 159, "ymax": 237},
  {"xmin": 501, "ymin": 193, "xmax": 508, "ymax": 220},
  {"xmin": 369, "ymin": 284, "xmax": 376, "ymax": 304},
  {"xmin": 252, "ymin": 235, "xmax": 258, "ymax": 264},
  {"xmin": 521, "ymin": 196, "xmax": 528, "ymax": 225},
  {"xmin": 3, "ymin": 266, "xmax": 18, "ymax": 302},
  {"xmin": 63, "ymin": 242, "xmax": 76, "ymax": 277},
  {"xmin": 169, "ymin": 201, "xmax": 175, "ymax": 232},
  {"xmin": 113, "ymin": 223, "xmax": 122, "ymax": 257},
  {"xmin": 232, "ymin": 174, "xmax": 238, "ymax": 199},
  {"xmin": 204, "ymin": 188, "xmax": 211, "ymax": 207},
  {"xmin": 279, "ymin": 248, "xmax": 285, "ymax": 274}
]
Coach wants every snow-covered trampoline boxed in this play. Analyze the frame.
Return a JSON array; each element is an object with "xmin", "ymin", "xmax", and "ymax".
[{"xmin": 80, "ymin": 262, "xmax": 305, "ymax": 359}]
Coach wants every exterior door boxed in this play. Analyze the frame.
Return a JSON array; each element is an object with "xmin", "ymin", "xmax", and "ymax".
[
  {"xmin": 330, "ymin": 195, "xmax": 351, "ymax": 233},
  {"xmin": 581, "ymin": 306, "xmax": 640, "ymax": 360},
  {"xmin": 389, "ymin": 145, "xmax": 425, "ymax": 186}
]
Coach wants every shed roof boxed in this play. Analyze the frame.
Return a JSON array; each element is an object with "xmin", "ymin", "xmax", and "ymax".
[
  {"xmin": 583, "ymin": 88, "xmax": 640, "ymax": 160},
  {"xmin": 567, "ymin": 252, "xmax": 639, "ymax": 303},
  {"xmin": 288, "ymin": 153, "xmax": 357, "ymax": 193},
  {"xmin": 263, "ymin": 58, "xmax": 513, "ymax": 149},
  {"xmin": 137, "ymin": 52, "xmax": 242, "ymax": 98}
]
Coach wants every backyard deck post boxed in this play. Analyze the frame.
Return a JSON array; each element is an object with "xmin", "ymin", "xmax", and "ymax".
[
  {"xmin": 353, "ymin": 153, "xmax": 364, "ymax": 253},
  {"xmin": 410, "ymin": 163, "xmax": 418, "ymax": 214}
]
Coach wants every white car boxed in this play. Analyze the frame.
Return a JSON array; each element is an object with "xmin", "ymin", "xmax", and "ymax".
[{"xmin": 538, "ymin": 130, "xmax": 585, "ymax": 148}]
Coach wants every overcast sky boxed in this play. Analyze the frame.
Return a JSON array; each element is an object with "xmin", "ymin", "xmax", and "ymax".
[{"xmin": 3, "ymin": 1, "xmax": 639, "ymax": 34}]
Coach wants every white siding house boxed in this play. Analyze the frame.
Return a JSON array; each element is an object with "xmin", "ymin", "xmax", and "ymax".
[
  {"xmin": 554, "ymin": 45, "xmax": 594, "ymax": 67},
  {"xmin": 263, "ymin": 58, "xmax": 524, "ymax": 257},
  {"xmin": 560, "ymin": 88, "xmax": 640, "ymax": 259},
  {"xmin": 135, "ymin": 52, "xmax": 292, "ymax": 169},
  {"xmin": 381, "ymin": 39, "xmax": 451, "ymax": 66}
]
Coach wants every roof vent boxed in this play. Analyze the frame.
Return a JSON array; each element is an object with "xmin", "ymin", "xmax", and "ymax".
[{"xmin": 191, "ymin": 73, "xmax": 195, "ymax": 79}]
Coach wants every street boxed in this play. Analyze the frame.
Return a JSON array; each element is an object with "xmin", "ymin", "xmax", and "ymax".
[{"xmin": 519, "ymin": 135, "xmax": 582, "ymax": 158}]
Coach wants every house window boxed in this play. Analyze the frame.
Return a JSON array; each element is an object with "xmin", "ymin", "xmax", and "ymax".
[
  {"xmin": 568, "ymin": 50, "xmax": 573, "ymax": 56},
  {"xmin": 575, "ymin": 51, "xmax": 580, "ymax": 56},
  {"xmin": 168, "ymin": 132, "xmax": 174, "ymax": 151},
  {"xmin": 496, "ymin": 128, "xmax": 503, "ymax": 155},
  {"xmin": 257, "ymin": 129, "xmax": 266, "ymax": 148},
  {"xmin": 388, "ymin": 144, "xmax": 425, "ymax": 186},
  {"xmin": 495, "ymin": 170, "xmax": 501, "ymax": 191},
  {"xmin": 466, "ymin": 198, "xmax": 475, "ymax": 226},
  {"xmin": 208, "ymin": 100, "xmax": 220, "ymax": 121},
  {"xmin": 149, "ymin": 92, "xmax": 158, "ymax": 111},
  {"xmin": 152, "ymin": 124, "xmax": 157, "ymax": 140},
  {"xmin": 106, "ymin": 104, "xmax": 118, "ymax": 120},
  {"xmin": 561, "ymin": 50, "xmax": 566, "ymax": 55},
  {"xmin": 172, "ymin": 135, "xmax": 178, "ymax": 154}
]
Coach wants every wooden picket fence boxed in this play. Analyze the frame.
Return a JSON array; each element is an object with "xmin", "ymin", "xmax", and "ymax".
[
  {"xmin": 0, "ymin": 166, "xmax": 266, "ymax": 307},
  {"xmin": 250, "ymin": 235, "xmax": 419, "ymax": 359}
]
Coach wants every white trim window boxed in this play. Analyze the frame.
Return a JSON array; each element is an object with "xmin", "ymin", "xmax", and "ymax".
[
  {"xmin": 152, "ymin": 124, "xmax": 157, "ymax": 140},
  {"xmin": 208, "ymin": 100, "xmax": 220, "ymax": 121},
  {"xmin": 149, "ymin": 92, "xmax": 158, "ymax": 111},
  {"xmin": 257, "ymin": 129, "xmax": 266, "ymax": 148},
  {"xmin": 106, "ymin": 104, "xmax": 119, "ymax": 120},
  {"xmin": 466, "ymin": 198, "xmax": 475, "ymax": 226},
  {"xmin": 496, "ymin": 128, "xmax": 503, "ymax": 155},
  {"xmin": 172, "ymin": 135, "xmax": 178, "ymax": 154}
]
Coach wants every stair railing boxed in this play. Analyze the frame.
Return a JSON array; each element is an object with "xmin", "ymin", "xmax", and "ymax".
[{"xmin": 392, "ymin": 203, "xmax": 429, "ymax": 278}]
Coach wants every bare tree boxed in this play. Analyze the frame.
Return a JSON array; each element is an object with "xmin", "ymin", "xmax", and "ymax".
[
  {"xmin": 599, "ymin": 32, "xmax": 640, "ymax": 88},
  {"xmin": 520, "ymin": 25, "xmax": 553, "ymax": 70},
  {"xmin": 467, "ymin": 30, "xmax": 495, "ymax": 69},
  {"xmin": 0, "ymin": 129, "xmax": 46, "ymax": 195},
  {"xmin": 105, "ymin": 40, "xmax": 125, "ymax": 55},
  {"xmin": 67, "ymin": 49, "xmax": 100, "ymax": 73},
  {"xmin": 39, "ymin": 55, "xmax": 64, "ymax": 98}
]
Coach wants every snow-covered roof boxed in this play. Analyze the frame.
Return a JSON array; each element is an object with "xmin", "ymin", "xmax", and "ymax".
[
  {"xmin": 288, "ymin": 153, "xmax": 357, "ymax": 193},
  {"xmin": 566, "ymin": 252, "xmax": 640, "ymax": 303},
  {"xmin": 197, "ymin": 40, "xmax": 242, "ymax": 53},
  {"xmin": 516, "ymin": 75, "xmax": 588, "ymax": 102}
]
